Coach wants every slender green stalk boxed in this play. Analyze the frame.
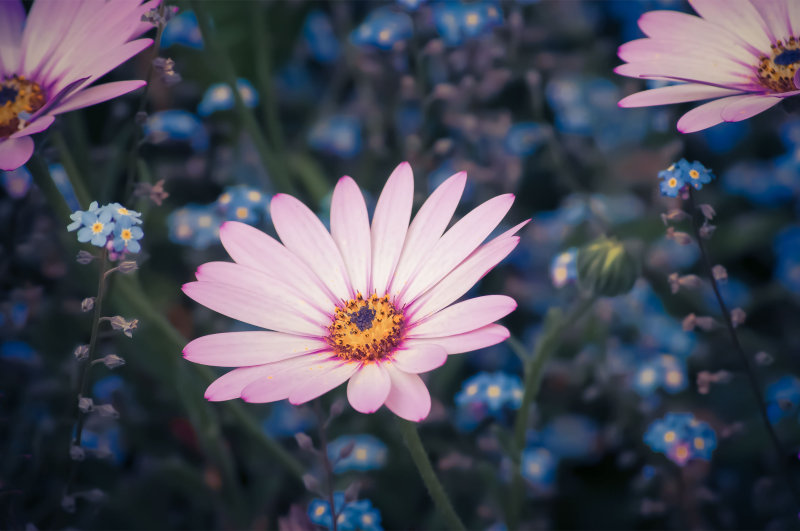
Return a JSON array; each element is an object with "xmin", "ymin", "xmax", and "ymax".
[
  {"xmin": 397, "ymin": 418, "xmax": 466, "ymax": 530},
  {"xmin": 64, "ymin": 250, "xmax": 109, "ymax": 499},
  {"xmin": 191, "ymin": 1, "xmax": 295, "ymax": 194},
  {"xmin": 687, "ymin": 188, "xmax": 800, "ymax": 507},
  {"xmin": 314, "ymin": 402, "xmax": 339, "ymax": 531},
  {"xmin": 123, "ymin": 9, "xmax": 165, "ymax": 200},
  {"xmin": 507, "ymin": 297, "xmax": 596, "ymax": 529},
  {"xmin": 52, "ymin": 131, "xmax": 91, "ymax": 209}
]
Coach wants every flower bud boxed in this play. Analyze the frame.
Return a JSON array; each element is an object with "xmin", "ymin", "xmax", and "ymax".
[
  {"xmin": 78, "ymin": 396, "xmax": 93, "ymax": 413},
  {"xmin": 117, "ymin": 261, "xmax": 139, "ymax": 274},
  {"xmin": 576, "ymin": 237, "xmax": 638, "ymax": 297},
  {"xmin": 294, "ymin": 432, "xmax": 315, "ymax": 452},
  {"xmin": 76, "ymin": 250, "xmax": 96, "ymax": 264},
  {"xmin": 74, "ymin": 344, "xmax": 90, "ymax": 361},
  {"xmin": 69, "ymin": 445, "xmax": 85, "ymax": 461},
  {"xmin": 101, "ymin": 354, "xmax": 126, "ymax": 369},
  {"xmin": 81, "ymin": 297, "xmax": 95, "ymax": 312},
  {"xmin": 302, "ymin": 474, "xmax": 321, "ymax": 493}
]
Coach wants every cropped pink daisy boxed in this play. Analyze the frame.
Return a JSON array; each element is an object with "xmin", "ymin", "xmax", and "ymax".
[
  {"xmin": 182, "ymin": 162, "xmax": 526, "ymax": 422},
  {"xmin": 0, "ymin": 0, "xmax": 158, "ymax": 170},
  {"xmin": 616, "ymin": 0, "xmax": 800, "ymax": 133}
]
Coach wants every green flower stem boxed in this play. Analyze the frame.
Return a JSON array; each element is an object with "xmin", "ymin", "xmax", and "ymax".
[
  {"xmin": 397, "ymin": 418, "xmax": 466, "ymax": 530},
  {"xmin": 687, "ymin": 188, "xmax": 800, "ymax": 507},
  {"xmin": 191, "ymin": 1, "xmax": 295, "ymax": 195},
  {"xmin": 52, "ymin": 131, "xmax": 91, "ymax": 209},
  {"xmin": 29, "ymin": 159, "xmax": 305, "ymax": 488},
  {"xmin": 250, "ymin": 4, "xmax": 288, "ymax": 169},
  {"xmin": 507, "ymin": 296, "xmax": 596, "ymax": 529},
  {"xmin": 64, "ymin": 250, "xmax": 109, "ymax": 499},
  {"xmin": 123, "ymin": 7, "xmax": 165, "ymax": 201},
  {"xmin": 314, "ymin": 402, "xmax": 339, "ymax": 531}
]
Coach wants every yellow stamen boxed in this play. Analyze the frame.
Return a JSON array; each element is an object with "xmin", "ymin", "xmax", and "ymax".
[
  {"xmin": 91, "ymin": 222, "xmax": 104, "ymax": 234},
  {"xmin": 757, "ymin": 36, "xmax": 800, "ymax": 93},
  {"xmin": 0, "ymin": 76, "xmax": 46, "ymax": 138},
  {"xmin": 327, "ymin": 293, "xmax": 404, "ymax": 362}
]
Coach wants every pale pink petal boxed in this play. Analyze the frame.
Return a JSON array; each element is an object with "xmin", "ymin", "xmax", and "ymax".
[
  {"xmin": 330, "ymin": 176, "xmax": 371, "ymax": 296},
  {"xmin": 720, "ymin": 94, "xmax": 782, "ymax": 122},
  {"xmin": 389, "ymin": 171, "xmax": 466, "ymax": 296},
  {"xmin": 750, "ymin": 0, "xmax": 791, "ymax": 46},
  {"xmin": 408, "ymin": 324, "xmax": 510, "ymax": 355},
  {"xmin": 497, "ymin": 219, "xmax": 530, "ymax": 239},
  {"xmin": 347, "ymin": 362, "xmax": 391, "ymax": 413},
  {"xmin": 238, "ymin": 354, "xmax": 338, "ymax": 403},
  {"xmin": 383, "ymin": 367, "xmax": 431, "ymax": 422},
  {"xmin": 619, "ymin": 84, "xmax": 745, "ymax": 108},
  {"xmin": 676, "ymin": 95, "xmax": 754, "ymax": 133},
  {"xmin": 370, "ymin": 162, "xmax": 414, "ymax": 295},
  {"xmin": 617, "ymin": 38, "xmax": 753, "ymax": 68},
  {"xmin": 270, "ymin": 194, "xmax": 352, "ymax": 301},
  {"xmin": 400, "ymin": 194, "xmax": 515, "ymax": 306},
  {"xmin": 0, "ymin": 0, "xmax": 24, "ymax": 75},
  {"xmin": 50, "ymin": 80, "xmax": 145, "ymax": 116},
  {"xmin": 51, "ymin": 38, "xmax": 153, "ymax": 95},
  {"xmin": 637, "ymin": 10, "xmax": 757, "ymax": 56},
  {"xmin": 20, "ymin": 0, "xmax": 81, "ymax": 76},
  {"xmin": 288, "ymin": 361, "xmax": 359, "ymax": 405},
  {"xmin": 182, "ymin": 281, "xmax": 326, "ymax": 336},
  {"xmin": 409, "ymin": 295, "xmax": 517, "ymax": 338},
  {"xmin": 409, "ymin": 235, "xmax": 520, "ymax": 320},
  {"xmin": 688, "ymin": 0, "xmax": 771, "ymax": 53},
  {"xmin": 390, "ymin": 343, "xmax": 447, "ymax": 374},
  {"xmin": 205, "ymin": 352, "xmax": 332, "ymax": 401},
  {"xmin": 195, "ymin": 261, "xmax": 330, "ymax": 323},
  {"xmin": 614, "ymin": 61, "xmax": 753, "ymax": 88},
  {"xmin": 0, "ymin": 136, "xmax": 34, "ymax": 171},
  {"xmin": 9, "ymin": 115, "xmax": 55, "ymax": 139},
  {"xmin": 183, "ymin": 331, "xmax": 327, "ymax": 367},
  {"xmin": 219, "ymin": 221, "xmax": 337, "ymax": 312}
]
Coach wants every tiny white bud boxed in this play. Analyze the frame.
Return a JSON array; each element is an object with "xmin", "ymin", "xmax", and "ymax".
[
  {"xmin": 78, "ymin": 396, "xmax": 93, "ymax": 413},
  {"xmin": 81, "ymin": 297, "xmax": 95, "ymax": 312},
  {"xmin": 698, "ymin": 204, "xmax": 716, "ymax": 220},
  {"xmin": 74, "ymin": 344, "xmax": 90, "ymax": 361},
  {"xmin": 294, "ymin": 432, "xmax": 315, "ymax": 452},
  {"xmin": 712, "ymin": 265, "xmax": 728, "ymax": 283},
  {"xmin": 730, "ymin": 308, "xmax": 746, "ymax": 328},
  {"xmin": 101, "ymin": 354, "xmax": 126, "ymax": 369},
  {"xmin": 94, "ymin": 404, "xmax": 119, "ymax": 418}
]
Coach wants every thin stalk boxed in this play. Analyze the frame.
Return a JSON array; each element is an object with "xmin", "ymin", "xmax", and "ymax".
[
  {"xmin": 250, "ymin": 3, "xmax": 288, "ymax": 171},
  {"xmin": 397, "ymin": 418, "xmax": 466, "ymax": 530},
  {"xmin": 52, "ymin": 131, "xmax": 91, "ymax": 209},
  {"xmin": 123, "ymin": 11, "xmax": 164, "ymax": 201},
  {"xmin": 315, "ymin": 402, "xmax": 338, "ymax": 531},
  {"xmin": 687, "ymin": 188, "xmax": 800, "ymax": 507},
  {"xmin": 191, "ymin": 1, "xmax": 295, "ymax": 194},
  {"xmin": 64, "ymin": 250, "xmax": 109, "ymax": 499},
  {"xmin": 507, "ymin": 296, "xmax": 596, "ymax": 529}
]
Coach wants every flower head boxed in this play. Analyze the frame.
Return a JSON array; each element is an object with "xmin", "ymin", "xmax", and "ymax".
[
  {"xmin": 68, "ymin": 202, "xmax": 143, "ymax": 253},
  {"xmin": 0, "ymin": 0, "xmax": 156, "ymax": 170},
  {"xmin": 617, "ymin": 0, "xmax": 800, "ymax": 132},
  {"xmin": 183, "ymin": 163, "xmax": 525, "ymax": 421},
  {"xmin": 644, "ymin": 412, "xmax": 716, "ymax": 466},
  {"xmin": 197, "ymin": 78, "xmax": 259, "ymax": 117},
  {"xmin": 308, "ymin": 492, "xmax": 383, "ymax": 531}
]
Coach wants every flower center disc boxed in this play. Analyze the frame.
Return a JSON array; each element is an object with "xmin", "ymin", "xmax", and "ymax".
[
  {"xmin": 0, "ymin": 76, "xmax": 46, "ymax": 138},
  {"xmin": 327, "ymin": 293, "xmax": 405, "ymax": 362},
  {"xmin": 757, "ymin": 37, "xmax": 800, "ymax": 93}
]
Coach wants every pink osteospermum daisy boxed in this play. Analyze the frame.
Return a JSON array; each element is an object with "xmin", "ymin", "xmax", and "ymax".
[
  {"xmin": 182, "ymin": 162, "xmax": 527, "ymax": 422},
  {"xmin": 0, "ymin": 0, "xmax": 158, "ymax": 170},
  {"xmin": 616, "ymin": 0, "xmax": 800, "ymax": 133}
]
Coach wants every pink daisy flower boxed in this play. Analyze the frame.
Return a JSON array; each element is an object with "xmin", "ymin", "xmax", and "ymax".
[
  {"xmin": 616, "ymin": 0, "xmax": 800, "ymax": 133},
  {"xmin": 0, "ymin": 0, "xmax": 158, "ymax": 170},
  {"xmin": 182, "ymin": 162, "xmax": 526, "ymax": 422}
]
